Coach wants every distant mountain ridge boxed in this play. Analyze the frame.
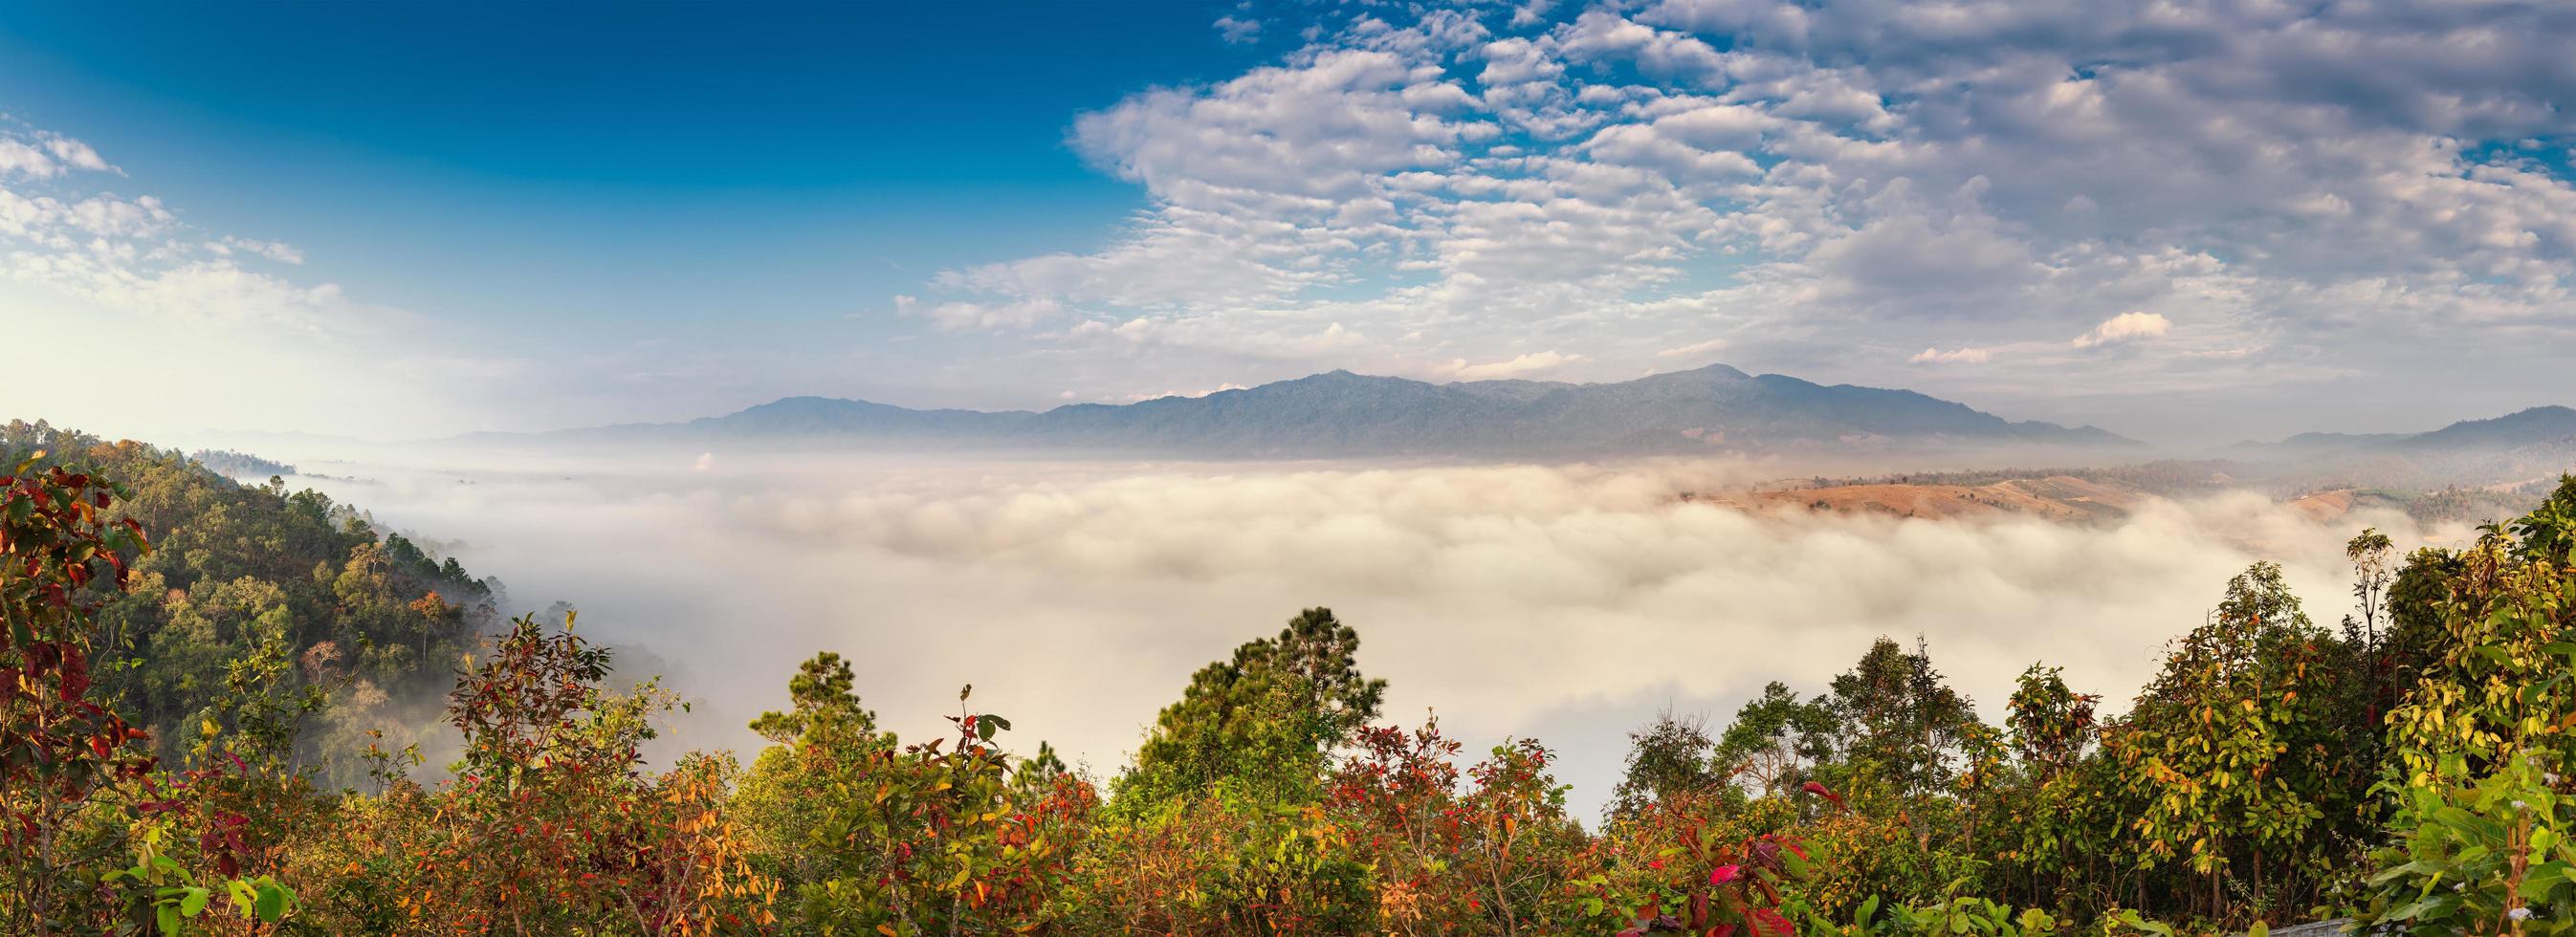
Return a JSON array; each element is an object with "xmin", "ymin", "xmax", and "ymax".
[
  {"xmin": 2230, "ymin": 405, "xmax": 2576, "ymax": 459},
  {"xmin": 514, "ymin": 363, "xmax": 2136, "ymax": 457},
  {"xmin": 2399, "ymin": 405, "xmax": 2576, "ymax": 451}
]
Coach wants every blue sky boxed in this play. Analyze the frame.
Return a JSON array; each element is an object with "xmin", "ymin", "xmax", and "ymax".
[
  {"xmin": 0, "ymin": 3, "xmax": 1244, "ymax": 341},
  {"xmin": 4, "ymin": 0, "xmax": 2574, "ymax": 442}
]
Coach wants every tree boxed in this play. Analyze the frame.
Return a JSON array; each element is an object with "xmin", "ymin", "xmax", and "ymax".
[
  {"xmin": 747, "ymin": 650, "xmax": 874, "ymax": 744},
  {"xmin": 1607, "ymin": 708, "xmax": 1723, "ymax": 822},
  {"xmin": 2359, "ymin": 479, "xmax": 2576, "ymax": 932},
  {"xmin": 1112, "ymin": 607, "xmax": 1386, "ymax": 811},
  {"xmin": 738, "ymin": 670, "xmax": 1091, "ymax": 935},
  {"xmin": 2108, "ymin": 562, "xmax": 2345, "ymax": 925},
  {"xmin": 2509, "ymin": 474, "xmax": 2576, "ymax": 566},
  {"xmin": 1716, "ymin": 683, "xmax": 1838, "ymax": 801},
  {"xmin": 2004, "ymin": 665, "xmax": 2097, "ymax": 780},
  {"xmin": 1823, "ymin": 637, "xmax": 1980, "ymax": 798}
]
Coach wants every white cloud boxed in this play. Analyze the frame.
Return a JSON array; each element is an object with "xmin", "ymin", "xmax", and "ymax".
[
  {"xmin": 41, "ymin": 134, "xmax": 116, "ymax": 174},
  {"xmin": 1447, "ymin": 349, "xmax": 1580, "ymax": 379},
  {"xmin": 0, "ymin": 139, "xmax": 58, "ymax": 178},
  {"xmin": 0, "ymin": 127, "xmax": 118, "ymax": 179},
  {"xmin": 0, "ymin": 120, "xmax": 559, "ymax": 437},
  {"xmin": 2073, "ymin": 311, "xmax": 2171, "ymax": 349},
  {"xmin": 1508, "ymin": 0, "xmax": 1557, "ymax": 29},
  {"xmin": 898, "ymin": 295, "xmax": 1068, "ymax": 332},
  {"xmin": 1909, "ymin": 346, "xmax": 1991, "ymax": 364},
  {"xmin": 1214, "ymin": 14, "xmax": 1262, "ymax": 45},
  {"xmin": 1656, "ymin": 338, "xmax": 1728, "ymax": 358},
  {"xmin": 213, "ymin": 236, "xmax": 306, "ymax": 264}
]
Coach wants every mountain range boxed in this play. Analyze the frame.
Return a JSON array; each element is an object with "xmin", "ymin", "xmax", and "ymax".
[
  {"xmin": 510, "ymin": 364, "xmax": 2137, "ymax": 457},
  {"xmin": 2227, "ymin": 405, "xmax": 2576, "ymax": 460}
]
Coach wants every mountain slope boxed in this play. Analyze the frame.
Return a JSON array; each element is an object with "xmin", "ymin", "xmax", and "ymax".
[
  {"xmin": 2397, "ymin": 405, "xmax": 2576, "ymax": 452},
  {"xmin": 2231, "ymin": 405, "xmax": 2576, "ymax": 460},
  {"xmin": 519, "ymin": 363, "xmax": 2136, "ymax": 456}
]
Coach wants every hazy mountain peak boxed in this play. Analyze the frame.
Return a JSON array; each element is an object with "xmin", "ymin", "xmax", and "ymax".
[
  {"xmin": 2405, "ymin": 404, "xmax": 2576, "ymax": 449},
  {"xmin": 524, "ymin": 364, "xmax": 2140, "ymax": 456}
]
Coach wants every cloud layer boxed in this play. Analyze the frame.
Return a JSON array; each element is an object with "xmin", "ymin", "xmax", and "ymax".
[{"xmin": 267, "ymin": 447, "xmax": 2458, "ymax": 817}]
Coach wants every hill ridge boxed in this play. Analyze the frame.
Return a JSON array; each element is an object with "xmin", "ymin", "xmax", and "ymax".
[{"xmin": 516, "ymin": 363, "xmax": 2139, "ymax": 456}]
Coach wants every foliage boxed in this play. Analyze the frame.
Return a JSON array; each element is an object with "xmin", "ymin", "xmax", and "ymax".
[
  {"xmin": 1819, "ymin": 891, "xmax": 2176, "ymax": 937},
  {"xmin": 1609, "ymin": 708, "xmax": 1728, "ymax": 821},
  {"xmin": 1112, "ymin": 606, "xmax": 1386, "ymax": 812},
  {"xmin": 2353, "ymin": 475, "xmax": 2576, "ymax": 933},
  {"xmin": 2, "ymin": 446, "xmax": 159, "ymax": 931},
  {"xmin": 2104, "ymin": 561, "xmax": 2354, "ymax": 922},
  {"xmin": 738, "ymin": 665, "xmax": 1090, "ymax": 935},
  {"xmin": 1715, "ymin": 683, "xmax": 1838, "ymax": 802},
  {"xmin": 1821, "ymin": 638, "xmax": 1981, "ymax": 800},
  {"xmin": 29, "ymin": 422, "xmax": 2576, "ymax": 936},
  {"xmin": 7, "ymin": 419, "xmax": 498, "ymax": 784}
]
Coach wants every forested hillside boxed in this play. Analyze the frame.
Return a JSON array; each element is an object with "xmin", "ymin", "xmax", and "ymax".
[
  {"xmin": 8, "ymin": 422, "xmax": 2576, "ymax": 934},
  {"xmin": 1, "ymin": 420, "xmax": 497, "ymax": 783}
]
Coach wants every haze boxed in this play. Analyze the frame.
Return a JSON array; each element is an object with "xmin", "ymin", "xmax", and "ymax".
[{"xmin": 165, "ymin": 436, "xmax": 2455, "ymax": 817}]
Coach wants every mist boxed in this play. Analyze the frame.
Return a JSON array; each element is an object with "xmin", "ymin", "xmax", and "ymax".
[{"xmin": 218, "ymin": 443, "xmax": 2465, "ymax": 817}]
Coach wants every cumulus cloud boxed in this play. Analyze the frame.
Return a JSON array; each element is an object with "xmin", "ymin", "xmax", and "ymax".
[
  {"xmin": 1508, "ymin": 0, "xmax": 1556, "ymax": 30},
  {"xmin": 0, "ymin": 139, "xmax": 59, "ymax": 178},
  {"xmin": 0, "ymin": 125, "xmax": 120, "ymax": 179},
  {"xmin": 1214, "ymin": 14, "xmax": 1262, "ymax": 45},
  {"xmin": 2074, "ymin": 312, "xmax": 2171, "ymax": 349},
  {"xmin": 254, "ymin": 447, "xmax": 2458, "ymax": 817},
  {"xmin": 1447, "ymin": 349, "xmax": 1580, "ymax": 379},
  {"xmin": 41, "ymin": 133, "xmax": 116, "ymax": 173},
  {"xmin": 898, "ymin": 294, "xmax": 1068, "ymax": 332},
  {"xmin": 1908, "ymin": 346, "xmax": 1991, "ymax": 364},
  {"xmin": 0, "ymin": 122, "xmax": 359, "ymax": 333},
  {"xmin": 212, "ymin": 236, "xmax": 306, "ymax": 264}
]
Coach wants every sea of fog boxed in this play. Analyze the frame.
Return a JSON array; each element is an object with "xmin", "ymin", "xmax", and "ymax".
[{"xmin": 205, "ymin": 444, "xmax": 2474, "ymax": 818}]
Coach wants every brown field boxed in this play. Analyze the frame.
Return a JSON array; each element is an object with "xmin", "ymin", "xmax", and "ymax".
[{"xmin": 1691, "ymin": 474, "xmax": 2146, "ymax": 523}]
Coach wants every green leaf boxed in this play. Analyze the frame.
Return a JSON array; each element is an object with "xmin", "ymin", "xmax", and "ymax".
[
  {"xmin": 179, "ymin": 886, "xmax": 209, "ymax": 917},
  {"xmin": 254, "ymin": 883, "xmax": 290, "ymax": 922}
]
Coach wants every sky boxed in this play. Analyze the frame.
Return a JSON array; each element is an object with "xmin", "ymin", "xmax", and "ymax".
[{"xmin": 4, "ymin": 0, "xmax": 2574, "ymax": 446}]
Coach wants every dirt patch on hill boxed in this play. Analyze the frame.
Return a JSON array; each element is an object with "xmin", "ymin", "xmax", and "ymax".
[
  {"xmin": 2287, "ymin": 489, "xmax": 2355, "ymax": 522},
  {"xmin": 1692, "ymin": 475, "xmax": 2145, "ymax": 523}
]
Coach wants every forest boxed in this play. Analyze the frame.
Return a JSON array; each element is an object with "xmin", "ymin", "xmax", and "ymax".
[{"xmin": 7, "ymin": 418, "xmax": 2576, "ymax": 935}]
